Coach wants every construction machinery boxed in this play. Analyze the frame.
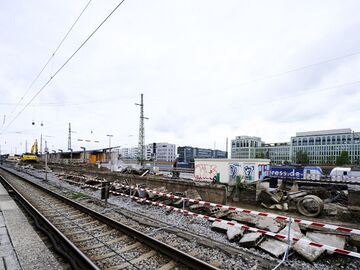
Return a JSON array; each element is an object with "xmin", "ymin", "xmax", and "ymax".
[{"xmin": 20, "ymin": 140, "xmax": 39, "ymax": 162}]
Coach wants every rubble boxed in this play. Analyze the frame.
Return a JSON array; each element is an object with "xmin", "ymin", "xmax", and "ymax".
[
  {"xmin": 278, "ymin": 221, "xmax": 303, "ymax": 239},
  {"xmin": 297, "ymin": 195, "xmax": 324, "ymax": 217},
  {"xmin": 255, "ymin": 216, "xmax": 285, "ymax": 233},
  {"xmin": 306, "ymin": 232, "xmax": 346, "ymax": 252},
  {"xmin": 227, "ymin": 212, "xmax": 256, "ymax": 226},
  {"xmin": 323, "ymin": 203, "xmax": 349, "ymax": 216},
  {"xmin": 288, "ymin": 191, "xmax": 308, "ymax": 200},
  {"xmin": 259, "ymin": 238, "xmax": 289, "ymax": 257},
  {"xmin": 239, "ymin": 232, "xmax": 264, "ymax": 247},
  {"xmin": 226, "ymin": 226, "xmax": 245, "ymax": 241},
  {"xmin": 211, "ymin": 221, "xmax": 230, "ymax": 233},
  {"xmin": 293, "ymin": 236, "xmax": 325, "ymax": 262},
  {"xmin": 185, "ymin": 189, "xmax": 202, "ymax": 201}
]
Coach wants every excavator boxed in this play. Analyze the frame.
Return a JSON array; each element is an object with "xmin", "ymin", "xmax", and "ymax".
[{"xmin": 20, "ymin": 140, "xmax": 39, "ymax": 162}]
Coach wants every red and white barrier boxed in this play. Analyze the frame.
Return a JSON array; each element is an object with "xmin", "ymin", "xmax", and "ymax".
[
  {"xmin": 108, "ymin": 189, "xmax": 360, "ymax": 260},
  {"xmin": 58, "ymin": 174, "xmax": 360, "ymax": 236},
  {"xmin": 57, "ymin": 177, "xmax": 360, "ymax": 259},
  {"xmin": 111, "ymin": 182, "xmax": 360, "ymax": 236}
]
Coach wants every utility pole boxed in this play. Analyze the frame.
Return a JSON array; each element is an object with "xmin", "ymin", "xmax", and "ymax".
[
  {"xmin": 226, "ymin": 137, "xmax": 228, "ymax": 159},
  {"xmin": 44, "ymin": 140, "xmax": 48, "ymax": 181},
  {"xmin": 40, "ymin": 134, "xmax": 43, "ymax": 154},
  {"xmin": 107, "ymin": 134, "xmax": 113, "ymax": 148},
  {"xmin": 135, "ymin": 93, "xmax": 148, "ymax": 165},
  {"xmin": 80, "ymin": 147, "xmax": 86, "ymax": 163},
  {"xmin": 68, "ymin": 122, "xmax": 72, "ymax": 151},
  {"xmin": 25, "ymin": 140, "xmax": 28, "ymax": 153},
  {"xmin": 107, "ymin": 134, "xmax": 113, "ymax": 171}
]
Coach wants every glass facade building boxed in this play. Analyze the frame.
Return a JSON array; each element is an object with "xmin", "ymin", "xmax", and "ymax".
[
  {"xmin": 231, "ymin": 129, "xmax": 360, "ymax": 164},
  {"xmin": 178, "ymin": 146, "xmax": 227, "ymax": 163}
]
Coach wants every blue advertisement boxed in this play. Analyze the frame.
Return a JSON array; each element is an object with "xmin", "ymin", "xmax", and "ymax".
[{"xmin": 270, "ymin": 167, "xmax": 304, "ymax": 179}]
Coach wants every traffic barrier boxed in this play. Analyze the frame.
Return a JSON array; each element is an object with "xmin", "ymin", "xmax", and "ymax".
[
  {"xmin": 108, "ymin": 189, "xmax": 360, "ymax": 260},
  {"xmin": 58, "ymin": 173, "xmax": 360, "ymax": 236},
  {"xmin": 57, "ymin": 176, "xmax": 360, "ymax": 259},
  {"xmin": 111, "ymin": 182, "xmax": 360, "ymax": 236}
]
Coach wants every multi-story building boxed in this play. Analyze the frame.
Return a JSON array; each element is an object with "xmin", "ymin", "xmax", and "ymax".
[
  {"xmin": 231, "ymin": 136, "xmax": 265, "ymax": 159},
  {"xmin": 146, "ymin": 143, "xmax": 177, "ymax": 162},
  {"xmin": 119, "ymin": 147, "xmax": 138, "ymax": 159},
  {"xmin": 231, "ymin": 128, "xmax": 360, "ymax": 165},
  {"xmin": 291, "ymin": 128, "xmax": 360, "ymax": 164},
  {"xmin": 177, "ymin": 146, "xmax": 227, "ymax": 163}
]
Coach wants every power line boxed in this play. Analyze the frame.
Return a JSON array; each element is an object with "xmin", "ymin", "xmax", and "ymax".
[
  {"xmin": 0, "ymin": 0, "xmax": 127, "ymax": 135},
  {"xmin": 240, "ymin": 50, "xmax": 360, "ymax": 86},
  {"xmin": 4, "ymin": 0, "xmax": 93, "ymax": 126},
  {"xmin": 225, "ymin": 79, "xmax": 360, "ymax": 111},
  {"xmin": 193, "ymin": 49, "xmax": 360, "ymax": 98}
]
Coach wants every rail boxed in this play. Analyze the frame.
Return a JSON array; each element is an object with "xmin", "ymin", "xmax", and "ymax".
[{"xmin": 0, "ymin": 166, "xmax": 218, "ymax": 270}]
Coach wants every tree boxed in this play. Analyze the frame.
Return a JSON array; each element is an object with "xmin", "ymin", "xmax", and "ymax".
[
  {"xmin": 296, "ymin": 150, "xmax": 309, "ymax": 164},
  {"xmin": 336, "ymin": 151, "xmax": 350, "ymax": 165}
]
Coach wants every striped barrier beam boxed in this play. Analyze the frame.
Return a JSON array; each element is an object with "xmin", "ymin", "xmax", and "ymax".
[
  {"xmin": 57, "ymin": 175, "xmax": 360, "ymax": 236},
  {"xmin": 55, "ymin": 177, "xmax": 360, "ymax": 259},
  {"xmin": 108, "ymin": 189, "xmax": 360, "ymax": 260},
  {"xmin": 111, "ymin": 182, "xmax": 360, "ymax": 236}
]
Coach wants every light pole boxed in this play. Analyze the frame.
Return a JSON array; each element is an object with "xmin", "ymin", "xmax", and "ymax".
[
  {"xmin": 58, "ymin": 149, "xmax": 63, "ymax": 164},
  {"xmin": 106, "ymin": 134, "xmax": 113, "ymax": 148},
  {"xmin": 80, "ymin": 147, "xmax": 86, "ymax": 163},
  {"xmin": 107, "ymin": 135, "xmax": 113, "ymax": 171}
]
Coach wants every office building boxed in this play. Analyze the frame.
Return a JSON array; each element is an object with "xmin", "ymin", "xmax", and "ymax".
[
  {"xmin": 231, "ymin": 128, "xmax": 360, "ymax": 164},
  {"xmin": 178, "ymin": 146, "xmax": 227, "ymax": 163}
]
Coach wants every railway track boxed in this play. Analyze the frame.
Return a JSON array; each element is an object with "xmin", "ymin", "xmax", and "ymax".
[{"xmin": 0, "ymin": 167, "xmax": 217, "ymax": 270}]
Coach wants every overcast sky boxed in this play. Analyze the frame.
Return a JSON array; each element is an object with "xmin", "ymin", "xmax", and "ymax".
[{"xmin": 1, "ymin": 0, "xmax": 360, "ymax": 154}]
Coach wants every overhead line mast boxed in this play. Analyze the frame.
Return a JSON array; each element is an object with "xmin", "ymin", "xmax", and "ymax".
[{"xmin": 135, "ymin": 93, "xmax": 148, "ymax": 165}]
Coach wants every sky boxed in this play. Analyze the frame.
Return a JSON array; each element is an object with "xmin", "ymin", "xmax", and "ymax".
[{"xmin": 1, "ymin": 0, "xmax": 360, "ymax": 155}]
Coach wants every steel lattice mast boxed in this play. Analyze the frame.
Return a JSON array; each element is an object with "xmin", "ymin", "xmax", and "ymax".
[
  {"xmin": 68, "ymin": 122, "xmax": 72, "ymax": 150},
  {"xmin": 135, "ymin": 93, "xmax": 148, "ymax": 165}
]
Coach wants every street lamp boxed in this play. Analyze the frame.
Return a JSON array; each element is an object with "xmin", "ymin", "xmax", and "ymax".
[
  {"xmin": 58, "ymin": 149, "xmax": 63, "ymax": 164},
  {"xmin": 106, "ymin": 134, "xmax": 113, "ymax": 148},
  {"xmin": 80, "ymin": 147, "xmax": 86, "ymax": 163},
  {"xmin": 107, "ymin": 135, "xmax": 114, "ymax": 171}
]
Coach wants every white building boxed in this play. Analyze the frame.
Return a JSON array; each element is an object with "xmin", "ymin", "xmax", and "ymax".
[
  {"xmin": 146, "ymin": 142, "xmax": 177, "ymax": 162},
  {"xmin": 231, "ymin": 128, "xmax": 360, "ymax": 164},
  {"xmin": 120, "ymin": 147, "xmax": 138, "ymax": 159}
]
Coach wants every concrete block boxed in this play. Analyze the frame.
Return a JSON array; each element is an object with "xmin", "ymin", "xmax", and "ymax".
[
  {"xmin": 228, "ymin": 212, "xmax": 256, "ymax": 226},
  {"xmin": 239, "ymin": 232, "xmax": 264, "ymax": 247},
  {"xmin": 227, "ymin": 226, "xmax": 244, "ymax": 242},
  {"xmin": 211, "ymin": 221, "xmax": 229, "ymax": 233},
  {"xmin": 278, "ymin": 222, "xmax": 303, "ymax": 240},
  {"xmin": 306, "ymin": 231, "xmax": 346, "ymax": 253},
  {"xmin": 293, "ymin": 236, "xmax": 325, "ymax": 262},
  {"xmin": 214, "ymin": 209, "xmax": 230, "ymax": 219},
  {"xmin": 323, "ymin": 203, "xmax": 349, "ymax": 216},
  {"xmin": 349, "ymin": 234, "xmax": 360, "ymax": 248},
  {"xmin": 259, "ymin": 238, "xmax": 289, "ymax": 258},
  {"xmin": 255, "ymin": 216, "xmax": 285, "ymax": 233},
  {"xmin": 185, "ymin": 189, "xmax": 202, "ymax": 201}
]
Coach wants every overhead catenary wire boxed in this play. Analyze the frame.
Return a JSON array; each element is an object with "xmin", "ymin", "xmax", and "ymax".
[
  {"xmin": 5, "ymin": 0, "xmax": 93, "ymax": 125},
  {"xmin": 0, "ymin": 0, "xmax": 127, "ymax": 135}
]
